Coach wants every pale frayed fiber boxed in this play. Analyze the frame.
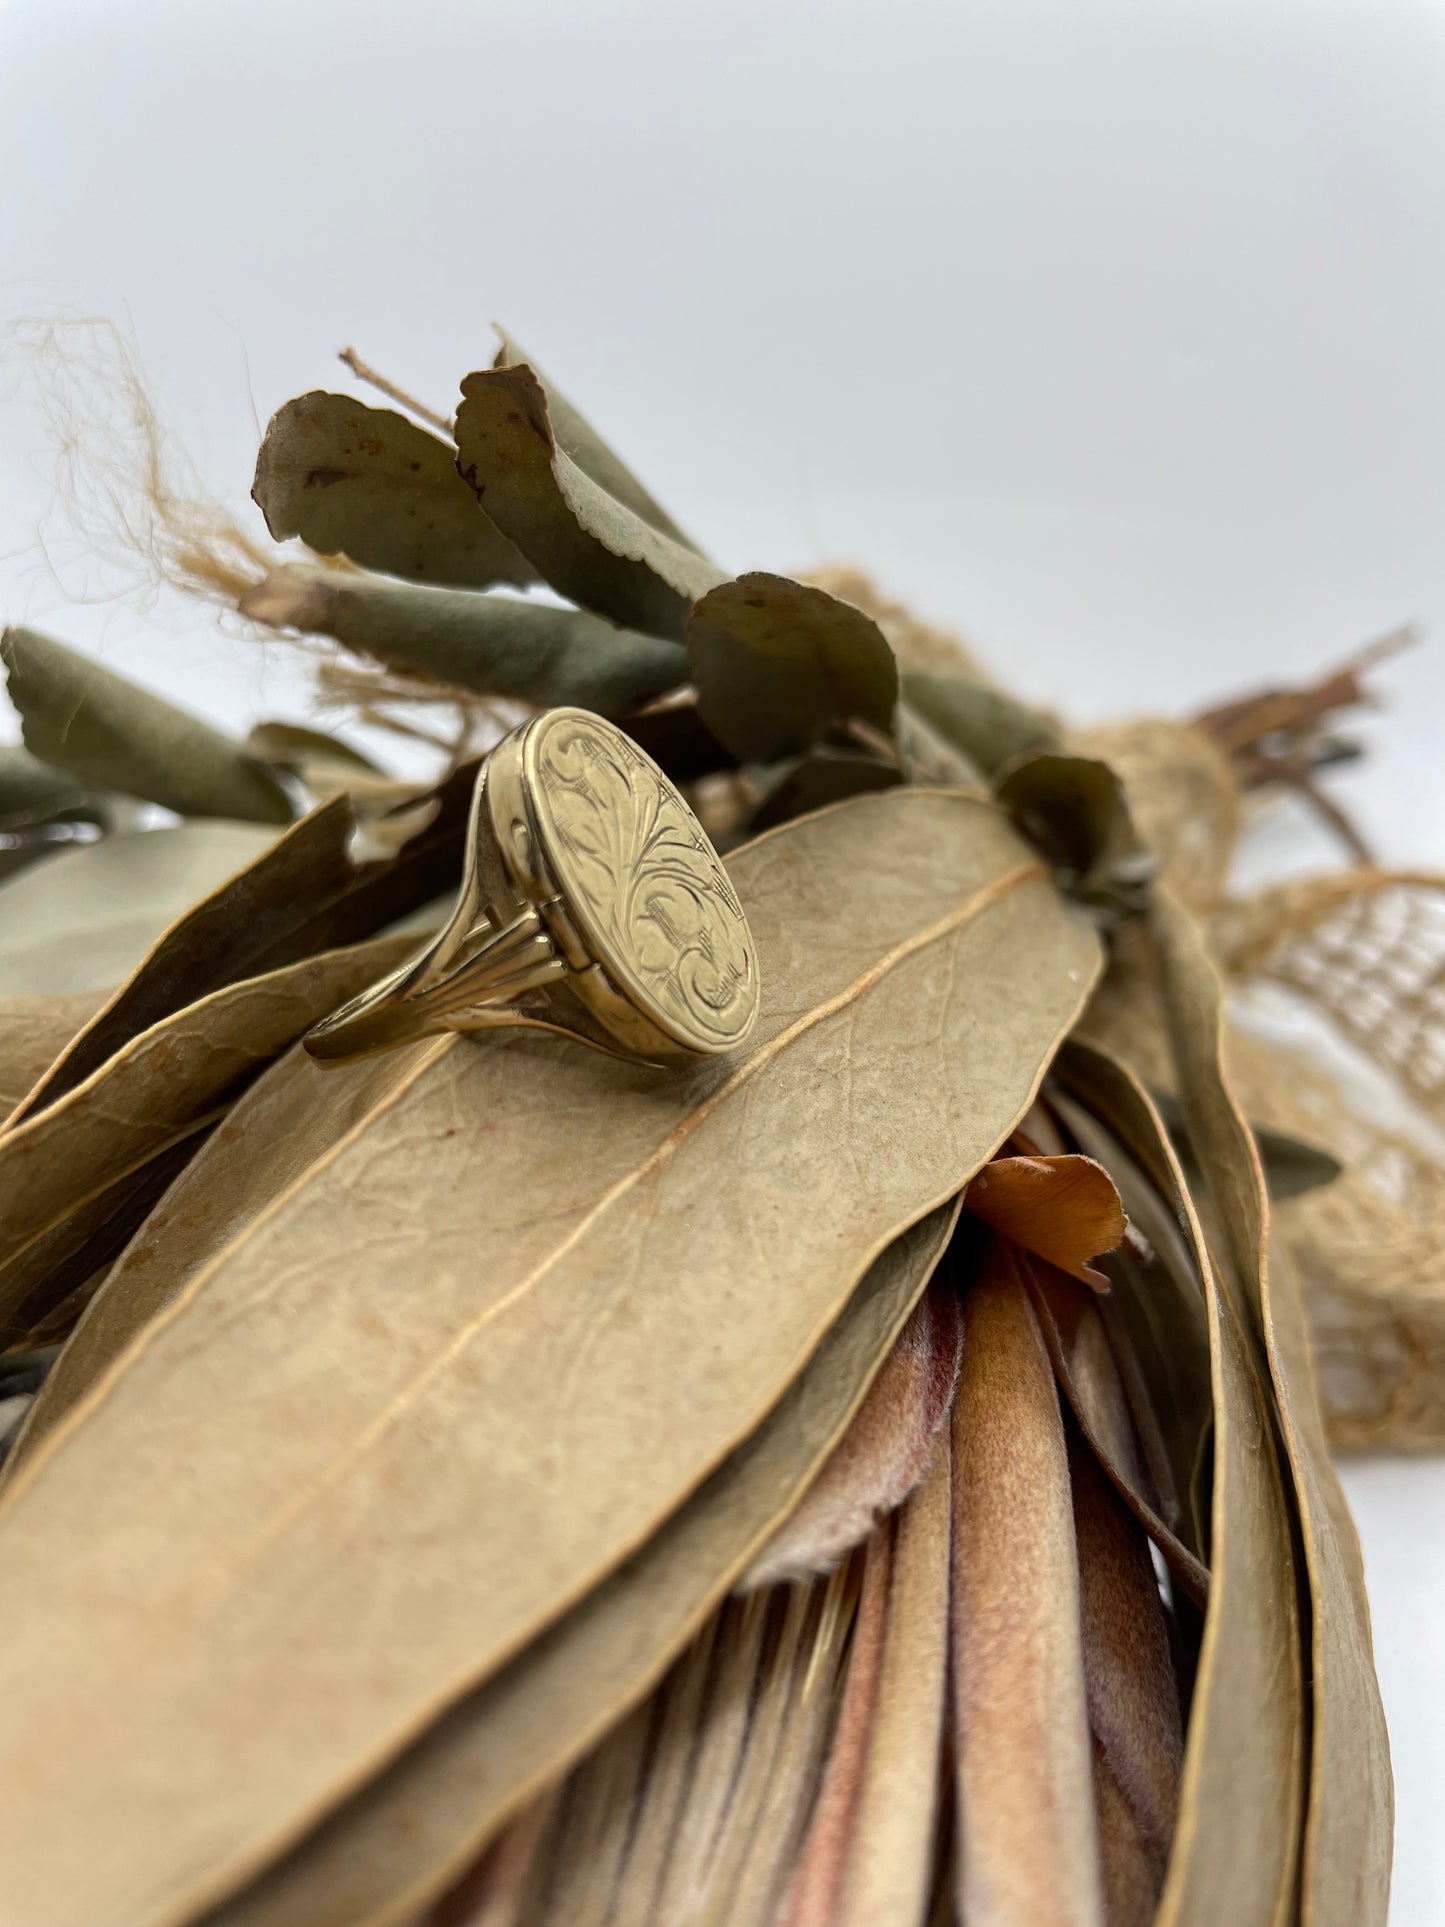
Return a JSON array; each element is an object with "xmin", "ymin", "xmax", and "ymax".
[{"xmin": 5, "ymin": 316, "xmax": 271, "ymax": 609}]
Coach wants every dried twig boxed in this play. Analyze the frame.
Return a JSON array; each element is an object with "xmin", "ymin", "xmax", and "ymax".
[{"xmin": 337, "ymin": 347, "xmax": 454, "ymax": 439}]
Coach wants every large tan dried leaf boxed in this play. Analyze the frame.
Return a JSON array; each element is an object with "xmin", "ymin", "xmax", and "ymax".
[
  {"xmin": 6, "ymin": 1043, "xmax": 432, "ymax": 1475},
  {"xmin": 0, "ymin": 934, "xmax": 418, "ymax": 1334},
  {"xmin": 1064, "ymin": 1043, "xmax": 1304, "ymax": 1927},
  {"xmin": 0, "ymin": 791, "xmax": 1098, "ymax": 1927},
  {"xmin": 453, "ymin": 364, "xmax": 724, "ymax": 639},
  {"xmin": 950, "ymin": 1240, "xmax": 1102, "ymax": 1927},
  {"xmin": 1151, "ymin": 889, "xmax": 1391, "ymax": 1927},
  {"xmin": 0, "ymin": 990, "xmax": 106, "ymax": 1122},
  {"xmin": 212, "ymin": 1208, "xmax": 957, "ymax": 1927},
  {"xmin": 251, "ymin": 392, "xmax": 535, "ymax": 591}
]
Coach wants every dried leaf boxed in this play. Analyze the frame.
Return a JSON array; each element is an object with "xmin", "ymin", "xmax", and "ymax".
[
  {"xmin": 604, "ymin": 1599, "xmax": 751, "ymax": 1918},
  {"xmin": 453, "ymin": 364, "xmax": 724, "ymax": 638},
  {"xmin": 0, "ymin": 791, "xmax": 1099, "ymax": 1927},
  {"xmin": 741, "ymin": 1282, "xmax": 959, "ymax": 1588},
  {"xmin": 0, "ymin": 937, "xmax": 418, "ymax": 1346},
  {"xmin": 1151, "ymin": 888, "xmax": 1391, "ymax": 1927},
  {"xmin": 963, "ymin": 1152, "xmax": 1126, "ymax": 1287},
  {"xmin": 1151, "ymin": 1089, "xmax": 1342, "ymax": 1203},
  {"xmin": 1049, "ymin": 1063, "xmax": 1214, "ymax": 1561},
  {"xmin": 14, "ymin": 765, "xmax": 477, "ymax": 1119},
  {"xmin": 238, "ymin": 562, "xmax": 687, "ymax": 714},
  {"xmin": 779, "ymin": 1531, "xmax": 893, "ymax": 1927},
  {"xmin": 994, "ymin": 751, "xmax": 1153, "ymax": 920},
  {"xmin": 831, "ymin": 1439, "xmax": 952, "ymax": 1927},
  {"xmin": 0, "ymin": 743, "xmax": 95, "ymax": 824},
  {"xmin": 621, "ymin": 700, "xmax": 734, "ymax": 783},
  {"xmin": 1070, "ymin": 1430, "xmax": 1183, "ymax": 1927},
  {"xmin": 894, "ymin": 698, "xmax": 988, "ymax": 787},
  {"xmin": 492, "ymin": 330, "xmax": 704, "ymax": 554},
  {"xmin": 0, "ymin": 1130, "xmax": 213, "ymax": 1349},
  {"xmin": 950, "ymin": 1242, "xmax": 1103, "ymax": 1927},
  {"xmin": 751, "ymin": 749, "xmax": 903, "ymax": 833},
  {"xmin": 251, "ymin": 393, "xmax": 535, "ymax": 590},
  {"xmin": 5, "ymin": 1043, "xmax": 432, "ymax": 1477},
  {"xmin": 0, "ymin": 989, "xmax": 107, "ymax": 1121},
  {"xmin": 1, "ymin": 627, "xmax": 295, "ymax": 824},
  {"xmin": 0, "ymin": 820, "xmax": 279, "ymax": 998},
  {"xmin": 1023, "ymin": 1252, "xmax": 1209, "ymax": 1608},
  {"xmin": 901, "ymin": 669, "xmax": 1060, "ymax": 778},
  {"xmin": 687, "ymin": 573, "xmax": 900, "ymax": 764},
  {"xmin": 1052, "ymin": 1042, "xmax": 1305, "ymax": 1927},
  {"xmin": 677, "ymin": 1577, "xmax": 841, "ymax": 1922},
  {"xmin": 647, "ymin": 1587, "xmax": 782, "ymax": 1919},
  {"xmin": 247, "ymin": 722, "xmax": 383, "ymax": 778},
  {"xmin": 517, "ymin": 1696, "xmax": 653, "ymax": 1925},
  {"xmin": 209, "ymin": 1208, "xmax": 958, "ymax": 1927},
  {"xmin": 431, "ymin": 1792, "xmax": 557, "ymax": 1927}
]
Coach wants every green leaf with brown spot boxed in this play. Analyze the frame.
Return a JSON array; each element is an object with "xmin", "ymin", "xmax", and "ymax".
[
  {"xmin": 252, "ymin": 392, "xmax": 535, "ymax": 590},
  {"xmin": 453, "ymin": 364, "xmax": 725, "ymax": 639},
  {"xmin": 492, "ymin": 330, "xmax": 705, "ymax": 555}
]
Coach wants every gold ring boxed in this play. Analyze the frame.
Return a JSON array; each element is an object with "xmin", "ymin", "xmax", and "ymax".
[{"xmin": 304, "ymin": 707, "xmax": 761, "ymax": 1065}]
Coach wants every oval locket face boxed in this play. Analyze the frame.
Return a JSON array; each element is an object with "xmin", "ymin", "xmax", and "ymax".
[{"xmin": 490, "ymin": 708, "xmax": 761, "ymax": 1059}]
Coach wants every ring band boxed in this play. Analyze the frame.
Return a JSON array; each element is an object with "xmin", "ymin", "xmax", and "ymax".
[{"xmin": 304, "ymin": 707, "xmax": 761, "ymax": 1065}]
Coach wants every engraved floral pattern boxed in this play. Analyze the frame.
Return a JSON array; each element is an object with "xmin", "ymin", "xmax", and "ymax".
[{"xmin": 533, "ymin": 715, "xmax": 759, "ymax": 1048}]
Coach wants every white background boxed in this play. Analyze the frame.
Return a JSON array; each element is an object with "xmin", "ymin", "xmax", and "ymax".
[{"xmin": 2, "ymin": 1, "xmax": 1443, "ymax": 1918}]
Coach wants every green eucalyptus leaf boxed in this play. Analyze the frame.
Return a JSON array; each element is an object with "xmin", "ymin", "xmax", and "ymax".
[
  {"xmin": 622, "ymin": 703, "xmax": 735, "ymax": 782},
  {"xmin": 993, "ymin": 753, "xmax": 1130, "ymax": 884},
  {"xmin": 252, "ymin": 393, "xmax": 535, "ymax": 591},
  {"xmin": 493, "ymin": 331, "xmax": 705, "ymax": 555},
  {"xmin": 239, "ymin": 564, "xmax": 687, "ymax": 716},
  {"xmin": 1, "ymin": 629, "xmax": 295, "ymax": 827},
  {"xmin": 894, "ymin": 700, "xmax": 987, "ymax": 787},
  {"xmin": 0, "ymin": 745, "xmax": 93, "ymax": 827},
  {"xmin": 750, "ymin": 748, "xmax": 902, "ymax": 831},
  {"xmin": 902, "ymin": 670, "xmax": 1059, "ymax": 778},
  {"xmin": 1150, "ymin": 1090, "xmax": 1343, "ymax": 1203},
  {"xmin": 0, "ymin": 747, "xmax": 112, "ymax": 884},
  {"xmin": 993, "ymin": 751, "xmax": 1154, "ymax": 923},
  {"xmin": 0, "ymin": 822, "xmax": 280, "ymax": 996},
  {"xmin": 453, "ymin": 365, "xmax": 724, "ymax": 640},
  {"xmin": 245, "ymin": 723, "xmax": 383, "ymax": 777},
  {"xmin": 687, "ymin": 573, "xmax": 899, "ymax": 763}
]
